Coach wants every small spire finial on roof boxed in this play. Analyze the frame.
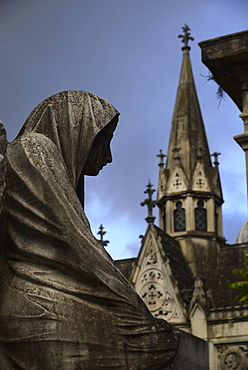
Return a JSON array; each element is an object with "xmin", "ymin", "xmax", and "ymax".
[
  {"xmin": 156, "ymin": 149, "xmax": 166, "ymax": 167},
  {"xmin": 189, "ymin": 277, "xmax": 210, "ymax": 314},
  {"xmin": 211, "ymin": 152, "xmax": 221, "ymax": 167},
  {"xmin": 97, "ymin": 224, "xmax": 109, "ymax": 247},
  {"xmin": 140, "ymin": 180, "xmax": 156, "ymax": 224},
  {"xmin": 178, "ymin": 24, "xmax": 194, "ymax": 51}
]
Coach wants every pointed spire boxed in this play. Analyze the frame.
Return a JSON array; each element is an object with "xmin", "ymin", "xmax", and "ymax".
[
  {"xmin": 157, "ymin": 25, "xmax": 224, "ymax": 239},
  {"xmin": 97, "ymin": 224, "xmax": 109, "ymax": 247},
  {"xmin": 141, "ymin": 180, "xmax": 156, "ymax": 224},
  {"xmin": 166, "ymin": 24, "xmax": 212, "ymax": 177},
  {"xmin": 189, "ymin": 277, "xmax": 210, "ymax": 314}
]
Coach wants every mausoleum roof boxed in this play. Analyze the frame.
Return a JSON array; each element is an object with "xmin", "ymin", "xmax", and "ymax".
[{"xmin": 236, "ymin": 220, "xmax": 248, "ymax": 244}]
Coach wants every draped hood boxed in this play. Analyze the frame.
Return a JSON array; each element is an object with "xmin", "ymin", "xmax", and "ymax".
[
  {"xmin": 0, "ymin": 91, "xmax": 178, "ymax": 368},
  {"xmin": 17, "ymin": 90, "xmax": 120, "ymax": 188}
]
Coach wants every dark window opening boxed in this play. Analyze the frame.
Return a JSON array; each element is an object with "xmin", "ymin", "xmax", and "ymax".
[
  {"xmin": 195, "ymin": 200, "xmax": 207, "ymax": 231},
  {"xmin": 174, "ymin": 201, "xmax": 186, "ymax": 232}
]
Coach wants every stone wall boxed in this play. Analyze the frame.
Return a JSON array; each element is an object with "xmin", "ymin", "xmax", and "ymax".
[{"xmin": 168, "ymin": 330, "xmax": 209, "ymax": 370}]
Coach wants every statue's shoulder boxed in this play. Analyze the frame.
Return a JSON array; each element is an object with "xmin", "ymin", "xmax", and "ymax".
[
  {"xmin": 0, "ymin": 121, "xmax": 7, "ymax": 213},
  {"xmin": 7, "ymin": 133, "xmax": 62, "ymax": 172},
  {"xmin": 9, "ymin": 132, "xmax": 53, "ymax": 149},
  {"xmin": 8, "ymin": 133, "xmax": 57, "ymax": 159}
]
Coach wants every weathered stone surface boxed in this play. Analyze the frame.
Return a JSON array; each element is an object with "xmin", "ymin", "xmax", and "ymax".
[
  {"xmin": 199, "ymin": 30, "xmax": 248, "ymax": 111},
  {"xmin": 0, "ymin": 91, "xmax": 178, "ymax": 369},
  {"xmin": 0, "ymin": 121, "xmax": 7, "ymax": 213},
  {"xmin": 171, "ymin": 330, "xmax": 209, "ymax": 370}
]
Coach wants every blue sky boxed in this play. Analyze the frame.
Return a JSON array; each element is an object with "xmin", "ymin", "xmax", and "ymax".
[{"xmin": 1, "ymin": 0, "xmax": 248, "ymax": 259}]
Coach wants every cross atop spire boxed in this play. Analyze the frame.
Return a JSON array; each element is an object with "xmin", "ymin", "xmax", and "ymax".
[
  {"xmin": 157, "ymin": 149, "xmax": 166, "ymax": 167},
  {"xmin": 178, "ymin": 24, "xmax": 194, "ymax": 51},
  {"xmin": 97, "ymin": 224, "xmax": 109, "ymax": 247},
  {"xmin": 141, "ymin": 180, "xmax": 156, "ymax": 224},
  {"xmin": 211, "ymin": 152, "xmax": 221, "ymax": 167}
]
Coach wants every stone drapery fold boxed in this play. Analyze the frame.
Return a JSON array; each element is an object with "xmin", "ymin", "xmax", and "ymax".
[{"xmin": 0, "ymin": 91, "xmax": 178, "ymax": 369}]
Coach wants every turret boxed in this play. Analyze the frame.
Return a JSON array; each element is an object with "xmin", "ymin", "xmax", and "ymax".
[{"xmin": 157, "ymin": 25, "xmax": 224, "ymax": 278}]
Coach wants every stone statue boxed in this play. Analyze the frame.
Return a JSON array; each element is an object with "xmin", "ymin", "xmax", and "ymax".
[{"xmin": 0, "ymin": 91, "xmax": 178, "ymax": 369}]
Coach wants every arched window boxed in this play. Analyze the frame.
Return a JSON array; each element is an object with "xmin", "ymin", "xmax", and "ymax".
[
  {"xmin": 174, "ymin": 201, "xmax": 186, "ymax": 232},
  {"xmin": 195, "ymin": 200, "xmax": 207, "ymax": 231}
]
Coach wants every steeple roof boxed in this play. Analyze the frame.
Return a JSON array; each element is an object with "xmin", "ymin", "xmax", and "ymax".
[
  {"xmin": 157, "ymin": 25, "xmax": 223, "ymax": 240},
  {"xmin": 166, "ymin": 25, "xmax": 212, "ymax": 178}
]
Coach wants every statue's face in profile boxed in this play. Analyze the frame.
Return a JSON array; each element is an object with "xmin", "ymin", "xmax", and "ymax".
[{"xmin": 83, "ymin": 121, "xmax": 116, "ymax": 176}]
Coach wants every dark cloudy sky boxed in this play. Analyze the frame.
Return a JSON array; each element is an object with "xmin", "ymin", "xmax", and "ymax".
[{"xmin": 1, "ymin": 0, "xmax": 248, "ymax": 260}]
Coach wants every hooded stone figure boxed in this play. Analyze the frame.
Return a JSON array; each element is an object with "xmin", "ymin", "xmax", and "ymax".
[{"xmin": 0, "ymin": 91, "xmax": 178, "ymax": 369}]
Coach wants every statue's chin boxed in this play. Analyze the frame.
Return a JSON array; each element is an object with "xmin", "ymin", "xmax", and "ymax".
[
  {"xmin": 85, "ymin": 168, "xmax": 101, "ymax": 176},
  {"xmin": 87, "ymin": 163, "xmax": 108, "ymax": 176}
]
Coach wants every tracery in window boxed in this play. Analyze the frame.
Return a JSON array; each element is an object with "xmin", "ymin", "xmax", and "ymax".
[
  {"xmin": 174, "ymin": 201, "xmax": 186, "ymax": 232},
  {"xmin": 195, "ymin": 200, "xmax": 207, "ymax": 231}
]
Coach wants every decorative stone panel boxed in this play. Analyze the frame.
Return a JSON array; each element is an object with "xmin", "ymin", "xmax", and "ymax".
[
  {"xmin": 137, "ymin": 268, "xmax": 177, "ymax": 321},
  {"xmin": 134, "ymin": 233, "xmax": 185, "ymax": 324},
  {"xmin": 166, "ymin": 168, "xmax": 188, "ymax": 194},
  {"xmin": 192, "ymin": 163, "xmax": 210, "ymax": 192},
  {"xmin": 217, "ymin": 344, "xmax": 248, "ymax": 370}
]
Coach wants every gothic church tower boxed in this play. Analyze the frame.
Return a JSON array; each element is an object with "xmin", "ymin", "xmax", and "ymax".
[{"xmin": 157, "ymin": 25, "xmax": 224, "ymax": 278}]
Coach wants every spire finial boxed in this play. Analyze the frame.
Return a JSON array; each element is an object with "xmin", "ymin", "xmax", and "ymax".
[
  {"xmin": 157, "ymin": 149, "xmax": 166, "ymax": 168},
  {"xmin": 211, "ymin": 152, "xmax": 221, "ymax": 167},
  {"xmin": 141, "ymin": 180, "xmax": 156, "ymax": 224},
  {"xmin": 97, "ymin": 224, "xmax": 109, "ymax": 247},
  {"xmin": 178, "ymin": 24, "xmax": 194, "ymax": 51}
]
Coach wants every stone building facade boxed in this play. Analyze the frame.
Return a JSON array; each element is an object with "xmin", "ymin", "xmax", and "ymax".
[{"xmin": 115, "ymin": 27, "xmax": 248, "ymax": 370}]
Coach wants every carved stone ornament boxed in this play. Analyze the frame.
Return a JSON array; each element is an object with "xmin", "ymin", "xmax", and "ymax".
[
  {"xmin": 144, "ymin": 240, "xmax": 158, "ymax": 266},
  {"xmin": 138, "ymin": 268, "xmax": 176, "ymax": 321},
  {"xmin": 189, "ymin": 277, "xmax": 209, "ymax": 313},
  {"xmin": 0, "ymin": 91, "xmax": 178, "ymax": 369},
  {"xmin": 218, "ymin": 345, "xmax": 248, "ymax": 370}
]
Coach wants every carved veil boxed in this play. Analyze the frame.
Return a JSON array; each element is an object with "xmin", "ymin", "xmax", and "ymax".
[{"xmin": 0, "ymin": 91, "xmax": 178, "ymax": 369}]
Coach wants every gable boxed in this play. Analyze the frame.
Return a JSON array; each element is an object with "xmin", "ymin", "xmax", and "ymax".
[
  {"xmin": 191, "ymin": 162, "xmax": 211, "ymax": 191},
  {"xmin": 166, "ymin": 167, "xmax": 188, "ymax": 194},
  {"xmin": 132, "ymin": 227, "xmax": 187, "ymax": 324}
]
